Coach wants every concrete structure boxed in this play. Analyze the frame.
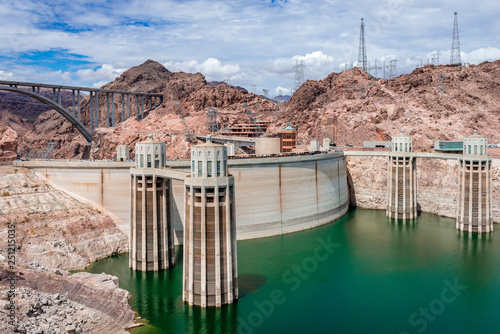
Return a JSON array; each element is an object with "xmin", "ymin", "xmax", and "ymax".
[
  {"xmin": 15, "ymin": 152, "xmax": 349, "ymax": 243},
  {"xmin": 457, "ymin": 131, "xmax": 493, "ymax": 233},
  {"xmin": 280, "ymin": 125, "xmax": 296, "ymax": 152},
  {"xmin": 224, "ymin": 143, "xmax": 235, "ymax": 156},
  {"xmin": 309, "ymin": 140, "xmax": 320, "ymax": 152},
  {"xmin": 387, "ymin": 132, "xmax": 417, "ymax": 220},
  {"xmin": 364, "ymin": 141, "xmax": 391, "ymax": 149},
  {"xmin": 183, "ymin": 141, "xmax": 238, "ymax": 307},
  {"xmin": 116, "ymin": 145, "xmax": 129, "ymax": 161},
  {"xmin": 434, "ymin": 141, "xmax": 463, "ymax": 152},
  {"xmin": 219, "ymin": 121, "xmax": 270, "ymax": 137},
  {"xmin": 130, "ymin": 135, "xmax": 175, "ymax": 271},
  {"xmin": 255, "ymin": 137, "xmax": 281, "ymax": 155},
  {"xmin": 321, "ymin": 138, "xmax": 331, "ymax": 151}
]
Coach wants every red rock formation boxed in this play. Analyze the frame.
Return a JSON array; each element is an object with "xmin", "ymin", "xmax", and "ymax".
[
  {"xmin": 0, "ymin": 124, "xmax": 18, "ymax": 161},
  {"xmin": 4, "ymin": 59, "xmax": 500, "ymax": 159},
  {"xmin": 276, "ymin": 61, "xmax": 500, "ymax": 148}
]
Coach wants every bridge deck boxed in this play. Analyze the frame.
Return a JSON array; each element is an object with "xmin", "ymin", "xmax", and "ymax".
[{"xmin": 0, "ymin": 80, "xmax": 163, "ymax": 96}]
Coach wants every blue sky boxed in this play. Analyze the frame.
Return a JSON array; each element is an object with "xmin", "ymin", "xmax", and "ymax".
[{"xmin": 0, "ymin": 0, "xmax": 499, "ymax": 96}]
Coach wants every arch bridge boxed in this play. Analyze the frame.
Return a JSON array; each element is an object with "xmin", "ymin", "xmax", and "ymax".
[{"xmin": 0, "ymin": 80, "xmax": 164, "ymax": 142}]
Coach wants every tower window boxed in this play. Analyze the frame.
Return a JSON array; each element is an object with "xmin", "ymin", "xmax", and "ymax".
[{"xmin": 207, "ymin": 161, "xmax": 212, "ymax": 177}]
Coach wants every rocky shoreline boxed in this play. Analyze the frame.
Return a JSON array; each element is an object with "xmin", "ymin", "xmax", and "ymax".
[
  {"xmin": 0, "ymin": 261, "xmax": 137, "ymax": 334},
  {"xmin": 0, "ymin": 166, "xmax": 137, "ymax": 333}
]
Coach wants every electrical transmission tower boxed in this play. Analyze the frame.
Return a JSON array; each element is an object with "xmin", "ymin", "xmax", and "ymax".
[
  {"xmin": 450, "ymin": 12, "xmax": 461, "ymax": 65},
  {"xmin": 358, "ymin": 18, "xmax": 367, "ymax": 71},
  {"xmin": 206, "ymin": 107, "xmax": 219, "ymax": 133},
  {"xmin": 293, "ymin": 60, "xmax": 306, "ymax": 92},
  {"xmin": 387, "ymin": 59, "xmax": 398, "ymax": 79},
  {"xmin": 262, "ymin": 88, "xmax": 269, "ymax": 98},
  {"xmin": 368, "ymin": 60, "xmax": 382, "ymax": 78},
  {"xmin": 438, "ymin": 73, "xmax": 447, "ymax": 93},
  {"xmin": 431, "ymin": 52, "xmax": 440, "ymax": 65},
  {"xmin": 250, "ymin": 85, "xmax": 257, "ymax": 94}
]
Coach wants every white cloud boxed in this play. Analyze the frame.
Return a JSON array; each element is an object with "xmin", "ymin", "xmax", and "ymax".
[
  {"xmin": 273, "ymin": 86, "xmax": 293, "ymax": 96},
  {"xmin": 163, "ymin": 58, "xmax": 240, "ymax": 80},
  {"xmin": 463, "ymin": 47, "xmax": 500, "ymax": 64},
  {"xmin": 0, "ymin": 0, "xmax": 499, "ymax": 92},
  {"xmin": 0, "ymin": 70, "xmax": 14, "ymax": 80},
  {"xmin": 92, "ymin": 81, "xmax": 108, "ymax": 88},
  {"xmin": 76, "ymin": 64, "xmax": 126, "ymax": 82},
  {"xmin": 292, "ymin": 51, "xmax": 336, "ymax": 78}
]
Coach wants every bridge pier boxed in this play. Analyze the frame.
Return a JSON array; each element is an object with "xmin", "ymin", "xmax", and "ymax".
[
  {"xmin": 111, "ymin": 93, "xmax": 115, "ymax": 127},
  {"xmin": 94, "ymin": 92, "xmax": 99, "ymax": 128},
  {"xmin": 89, "ymin": 91, "xmax": 94, "ymax": 132},
  {"xmin": 457, "ymin": 131, "xmax": 493, "ymax": 233},
  {"xmin": 129, "ymin": 135, "xmax": 175, "ymax": 271},
  {"xmin": 387, "ymin": 132, "xmax": 417, "ymax": 220},
  {"xmin": 183, "ymin": 139, "xmax": 238, "ymax": 307}
]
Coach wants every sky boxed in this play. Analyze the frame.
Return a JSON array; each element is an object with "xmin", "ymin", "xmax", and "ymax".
[{"xmin": 0, "ymin": 0, "xmax": 499, "ymax": 97}]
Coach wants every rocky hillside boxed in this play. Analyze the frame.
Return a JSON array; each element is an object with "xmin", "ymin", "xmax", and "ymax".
[
  {"xmin": 0, "ymin": 166, "xmax": 135, "ymax": 333},
  {"xmin": 0, "ymin": 166, "xmax": 128, "ymax": 270},
  {"xmin": 1, "ymin": 59, "xmax": 499, "ymax": 161},
  {"xmin": 277, "ymin": 61, "xmax": 500, "ymax": 147},
  {"xmin": 0, "ymin": 124, "xmax": 18, "ymax": 161},
  {"xmin": 89, "ymin": 64, "xmax": 276, "ymax": 160}
]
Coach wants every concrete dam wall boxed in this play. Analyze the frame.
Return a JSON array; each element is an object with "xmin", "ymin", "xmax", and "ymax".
[{"xmin": 17, "ymin": 152, "xmax": 349, "ymax": 244}]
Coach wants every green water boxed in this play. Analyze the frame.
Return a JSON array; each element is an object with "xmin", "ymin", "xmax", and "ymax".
[{"xmin": 84, "ymin": 209, "xmax": 500, "ymax": 334}]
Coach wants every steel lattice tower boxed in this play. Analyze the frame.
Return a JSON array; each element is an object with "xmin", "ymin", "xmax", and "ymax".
[
  {"xmin": 450, "ymin": 12, "xmax": 462, "ymax": 65},
  {"xmin": 358, "ymin": 18, "xmax": 367, "ymax": 71},
  {"xmin": 293, "ymin": 60, "xmax": 305, "ymax": 92}
]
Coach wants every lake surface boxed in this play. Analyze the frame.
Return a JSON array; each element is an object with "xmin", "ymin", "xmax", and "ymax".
[{"xmin": 84, "ymin": 209, "xmax": 500, "ymax": 334}]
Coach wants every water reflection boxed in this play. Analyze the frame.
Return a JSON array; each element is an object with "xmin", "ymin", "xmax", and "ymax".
[{"xmin": 183, "ymin": 303, "xmax": 238, "ymax": 334}]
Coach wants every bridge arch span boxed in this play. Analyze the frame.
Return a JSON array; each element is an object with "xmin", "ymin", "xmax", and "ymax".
[{"xmin": 0, "ymin": 86, "xmax": 92, "ymax": 142}]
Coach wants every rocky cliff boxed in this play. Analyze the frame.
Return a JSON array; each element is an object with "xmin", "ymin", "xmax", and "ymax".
[
  {"xmin": 0, "ymin": 124, "xmax": 18, "ymax": 161},
  {"xmin": 276, "ymin": 61, "xmax": 500, "ymax": 147},
  {"xmin": 346, "ymin": 156, "xmax": 500, "ymax": 223},
  {"xmin": 0, "ymin": 166, "xmax": 128, "ymax": 270},
  {"xmin": 0, "ymin": 263, "xmax": 137, "ymax": 333},
  {"xmin": 2, "ymin": 59, "xmax": 499, "ymax": 162},
  {"xmin": 0, "ymin": 166, "xmax": 135, "ymax": 333}
]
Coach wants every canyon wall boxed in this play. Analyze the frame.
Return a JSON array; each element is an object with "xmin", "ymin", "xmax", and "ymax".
[{"xmin": 346, "ymin": 156, "xmax": 500, "ymax": 223}]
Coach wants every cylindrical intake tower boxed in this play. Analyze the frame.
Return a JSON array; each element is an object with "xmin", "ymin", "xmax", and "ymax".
[
  {"xmin": 387, "ymin": 132, "xmax": 417, "ymax": 220},
  {"xmin": 183, "ymin": 140, "xmax": 238, "ymax": 307},
  {"xmin": 457, "ymin": 131, "xmax": 493, "ymax": 233},
  {"xmin": 130, "ymin": 135, "xmax": 175, "ymax": 271}
]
